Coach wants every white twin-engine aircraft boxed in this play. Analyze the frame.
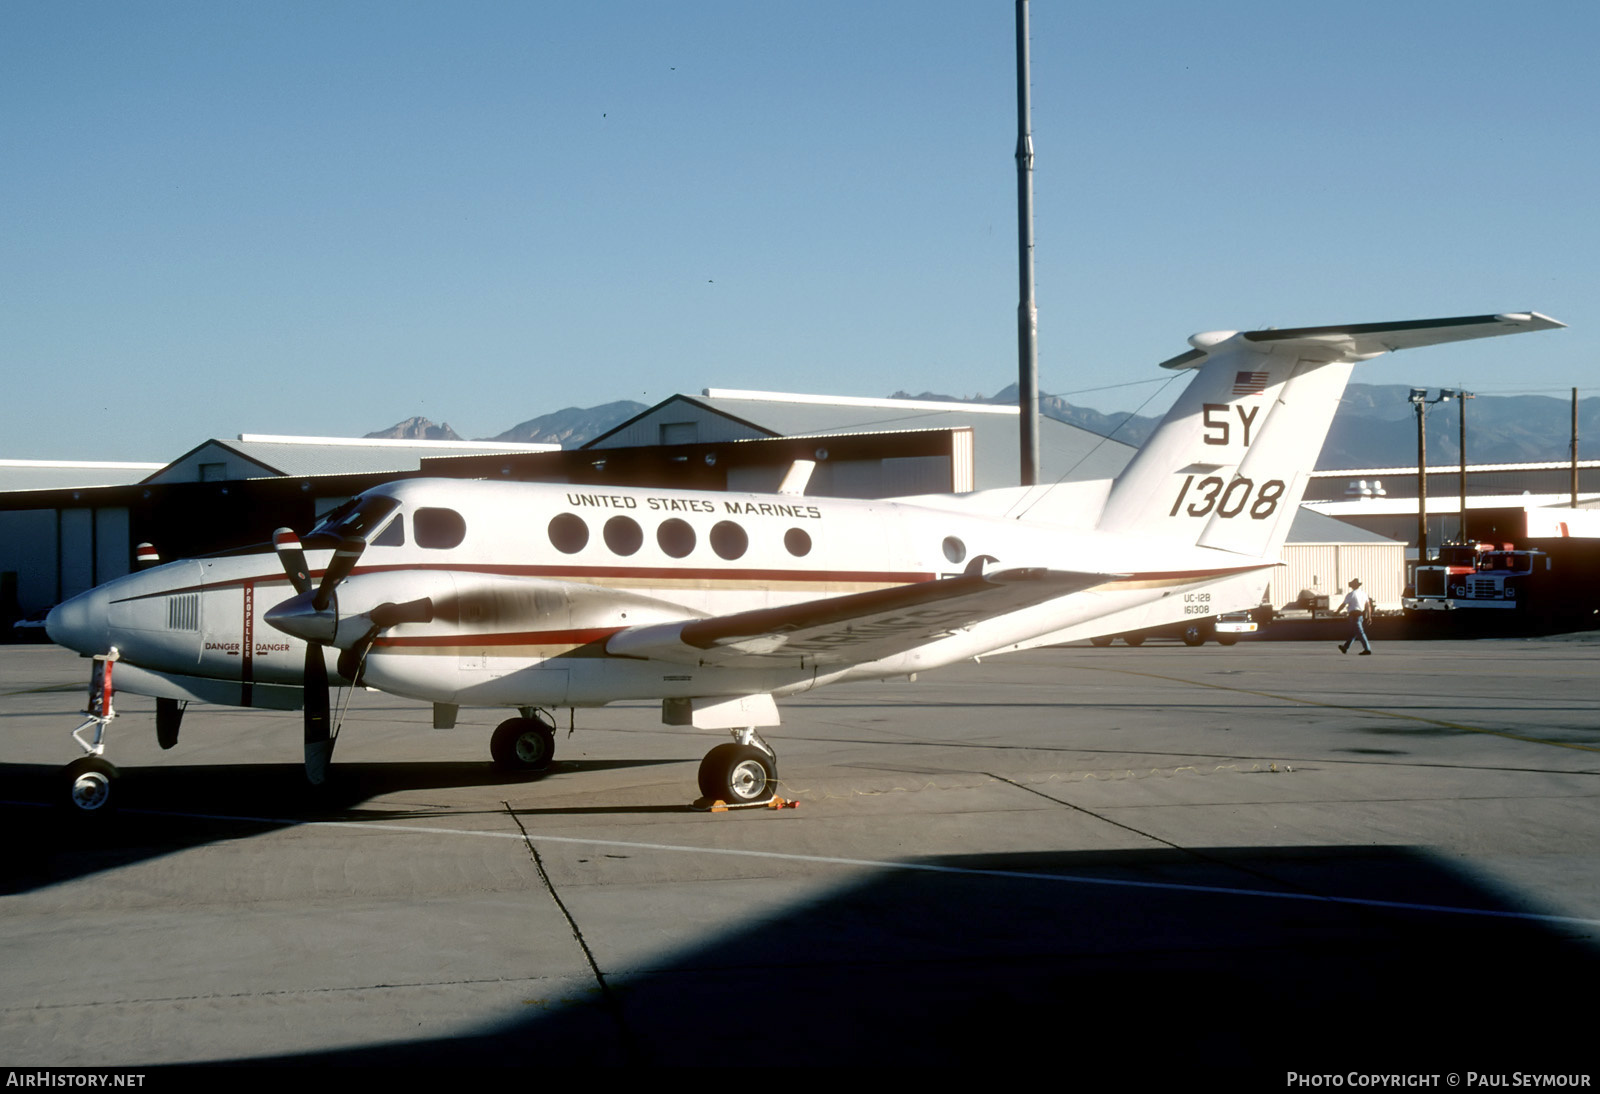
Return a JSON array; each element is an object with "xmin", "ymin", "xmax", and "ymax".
[{"xmin": 46, "ymin": 313, "xmax": 1562, "ymax": 813}]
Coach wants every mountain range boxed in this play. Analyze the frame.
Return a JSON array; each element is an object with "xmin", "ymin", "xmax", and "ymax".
[{"xmin": 367, "ymin": 385, "xmax": 1596, "ymax": 471}]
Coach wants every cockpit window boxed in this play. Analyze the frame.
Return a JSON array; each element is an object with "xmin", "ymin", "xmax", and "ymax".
[
  {"xmin": 372, "ymin": 515, "xmax": 405, "ymax": 547},
  {"xmin": 309, "ymin": 495, "xmax": 401, "ymax": 543}
]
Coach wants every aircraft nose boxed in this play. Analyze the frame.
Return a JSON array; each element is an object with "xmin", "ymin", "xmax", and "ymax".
[{"xmin": 46, "ymin": 585, "xmax": 112, "ymax": 655}]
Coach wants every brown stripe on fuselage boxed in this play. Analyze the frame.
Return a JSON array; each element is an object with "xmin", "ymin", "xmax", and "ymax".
[
  {"xmin": 115, "ymin": 562, "xmax": 1267, "ymax": 611},
  {"xmin": 115, "ymin": 565, "xmax": 937, "ymax": 603}
]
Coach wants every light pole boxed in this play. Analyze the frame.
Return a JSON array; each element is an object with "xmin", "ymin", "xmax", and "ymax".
[
  {"xmin": 1409, "ymin": 388, "xmax": 1454, "ymax": 561},
  {"xmin": 1441, "ymin": 389, "xmax": 1474, "ymax": 541},
  {"xmin": 1014, "ymin": 0, "xmax": 1039, "ymax": 487}
]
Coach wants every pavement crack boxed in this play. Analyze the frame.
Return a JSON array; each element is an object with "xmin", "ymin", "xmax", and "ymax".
[
  {"xmin": 985, "ymin": 771, "xmax": 1192, "ymax": 852},
  {"xmin": 982, "ymin": 771, "xmax": 1345, "ymax": 906},
  {"xmin": 503, "ymin": 800, "xmax": 641, "ymax": 1062}
]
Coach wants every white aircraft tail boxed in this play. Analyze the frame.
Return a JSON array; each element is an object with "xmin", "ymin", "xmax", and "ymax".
[{"xmin": 1094, "ymin": 312, "xmax": 1564, "ymax": 558}]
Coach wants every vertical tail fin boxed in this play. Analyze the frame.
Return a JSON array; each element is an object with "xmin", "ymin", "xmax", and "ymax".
[{"xmin": 1095, "ymin": 313, "xmax": 1564, "ymax": 558}]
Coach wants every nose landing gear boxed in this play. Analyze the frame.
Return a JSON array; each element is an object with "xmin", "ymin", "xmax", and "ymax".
[
  {"xmin": 61, "ymin": 651, "xmax": 121, "ymax": 818},
  {"xmin": 63, "ymin": 756, "xmax": 118, "ymax": 814}
]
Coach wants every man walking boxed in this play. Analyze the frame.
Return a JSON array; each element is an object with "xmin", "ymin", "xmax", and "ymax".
[{"xmin": 1337, "ymin": 577, "xmax": 1372, "ymax": 655}]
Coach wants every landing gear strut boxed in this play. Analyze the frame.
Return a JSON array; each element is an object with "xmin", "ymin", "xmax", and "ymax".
[
  {"xmin": 61, "ymin": 652, "xmax": 120, "ymax": 817},
  {"xmin": 697, "ymin": 729, "xmax": 778, "ymax": 805}
]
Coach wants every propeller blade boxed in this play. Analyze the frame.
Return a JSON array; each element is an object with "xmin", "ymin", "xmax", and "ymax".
[
  {"xmin": 303, "ymin": 641, "xmax": 333, "ymax": 785},
  {"xmin": 273, "ymin": 529, "xmax": 311, "ymax": 595},
  {"xmin": 312, "ymin": 536, "xmax": 367, "ymax": 613}
]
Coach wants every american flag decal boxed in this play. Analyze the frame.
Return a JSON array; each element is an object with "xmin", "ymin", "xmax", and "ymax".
[{"xmin": 1232, "ymin": 371, "xmax": 1269, "ymax": 397}]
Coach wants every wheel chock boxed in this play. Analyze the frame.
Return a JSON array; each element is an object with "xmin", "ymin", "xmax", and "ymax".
[{"xmin": 690, "ymin": 795, "xmax": 797, "ymax": 813}]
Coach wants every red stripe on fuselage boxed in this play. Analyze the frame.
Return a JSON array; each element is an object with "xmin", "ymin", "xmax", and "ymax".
[
  {"xmin": 109, "ymin": 563, "xmax": 940, "ymax": 602},
  {"xmin": 110, "ymin": 561, "xmax": 1269, "ymax": 604},
  {"xmin": 373, "ymin": 627, "xmax": 621, "ymax": 649}
]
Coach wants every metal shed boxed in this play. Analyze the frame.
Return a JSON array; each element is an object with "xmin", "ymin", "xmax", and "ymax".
[{"xmin": 1268, "ymin": 509, "xmax": 1407, "ymax": 613}]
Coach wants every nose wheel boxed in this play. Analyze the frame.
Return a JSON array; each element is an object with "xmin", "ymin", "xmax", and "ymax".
[{"xmin": 61, "ymin": 756, "xmax": 119, "ymax": 817}]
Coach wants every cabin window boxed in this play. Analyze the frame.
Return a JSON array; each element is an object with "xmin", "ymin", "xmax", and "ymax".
[
  {"xmin": 710, "ymin": 521, "xmax": 748, "ymax": 561},
  {"xmin": 657, "ymin": 518, "xmax": 696, "ymax": 558},
  {"xmin": 942, "ymin": 536, "xmax": 966, "ymax": 564},
  {"xmin": 604, "ymin": 515, "xmax": 643, "ymax": 556},
  {"xmin": 548, "ymin": 513, "xmax": 589, "ymax": 554},
  {"xmin": 415, "ymin": 508, "xmax": 466, "ymax": 549},
  {"xmin": 784, "ymin": 528, "xmax": 812, "ymax": 557}
]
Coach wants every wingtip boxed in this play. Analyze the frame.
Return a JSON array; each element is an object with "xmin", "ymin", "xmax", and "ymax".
[{"xmin": 1496, "ymin": 311, "xmax": 1567, "ymax": 330}]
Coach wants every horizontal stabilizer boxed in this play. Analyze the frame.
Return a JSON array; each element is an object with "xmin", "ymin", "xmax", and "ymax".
[
  {"xmin": 607, "ymin": 566, "xmax": 1120, "ymax": 668},
  {"xmin": 1161, "ymin": 312, "xmax": 1565, "ymax": 369},
  {"xmin": 1104, "ymin": 310, "xmax": 1564, "ymax": 560}
]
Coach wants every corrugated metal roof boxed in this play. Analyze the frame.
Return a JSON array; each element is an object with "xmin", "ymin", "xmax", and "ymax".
[
  {"xmin": 697, "ymin": 393, "xmax": 1137, "ymax": 489},
  {"xmin": 0, "ymin": 460, "xmax": 165, "ymax": 493},
  {"xmin": 144, "ymin": 435, "xmax": 562, "ymax": 482},
  {"xmin": 1288, "ymin": 506, "xmax": 1404, "ymax": 544},
  {"xmin": 593, "ymin": 391, "xmax": 1137, "ymax": 490},
  {"xmin": 1310, "ymin": 459, "xmax": 1600, "ymax": 477},
  {"xmin": 226, "ymin": 438, "xmax": 532, "ymax": 478}
]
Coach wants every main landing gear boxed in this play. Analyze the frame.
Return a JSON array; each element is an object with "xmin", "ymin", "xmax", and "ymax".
[
  {"xmin": 697, "ymin": 729, "xmax": 778, "ymax": 806},
  {"xmin": 487, "ymin": 710, "xmax": 780, "ymax": 806},
  {"xmin": 490, "ymin": 712, "xmax": 557, "ymax": 774}
]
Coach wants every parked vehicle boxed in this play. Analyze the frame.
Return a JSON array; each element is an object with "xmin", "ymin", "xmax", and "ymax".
[
  {"xmin": 1089, "ymin": 612, "xmax": 1254, "ymax": 647},
  {"xmin": 1404, "ymin": 541, "xmax": 1504, "ymax": 614},
  {"xmin": 1446, "ymin": 548, "xmax": 1549, "ymax": 612}
]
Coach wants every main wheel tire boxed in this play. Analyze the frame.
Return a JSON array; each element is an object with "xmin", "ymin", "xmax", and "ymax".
[
  {"xmin": 1122, "ymin": 634, "xmax": 1144, "ymax": 647},
  {"xmin": 697, "ymin": 743, "xmax": 777, "ymax": 805},
  {"xmin": 1182, "ymin": 624, "xmax": 1206, "ymax": 647},
  {"xmin": 1089, "ymin": 635, "xmax": 1113, "ymax": 647},
  {"xmin": 61, "ymin": 756, "xmax": 118, "ymax": 816},
  {"xmin": 490, "ymin": 717, "xmax": 556, "ymax": 774},
  {"xmin": 1216, "ymin": 634, "xmax": 1238, "ymax": 646}
]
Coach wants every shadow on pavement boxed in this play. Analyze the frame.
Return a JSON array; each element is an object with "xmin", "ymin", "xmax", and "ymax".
[{"xmin": 236, "ymin": 844, "xmax": 1600, "ymax": 1075}]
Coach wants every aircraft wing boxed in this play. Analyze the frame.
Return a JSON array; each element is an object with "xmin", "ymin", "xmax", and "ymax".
[{"xmin": 605, "ymin": 566, "xmax": 1118, "ymax": 669}]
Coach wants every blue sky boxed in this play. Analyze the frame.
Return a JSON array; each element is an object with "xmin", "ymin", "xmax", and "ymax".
[{"xmin": 4, "ymin": 1, "xmax": 1594, "ymax": 460}]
